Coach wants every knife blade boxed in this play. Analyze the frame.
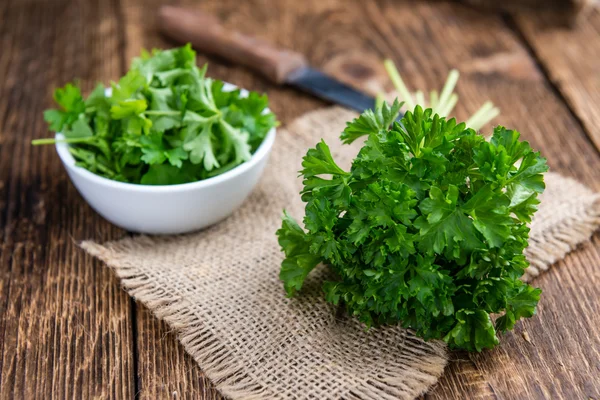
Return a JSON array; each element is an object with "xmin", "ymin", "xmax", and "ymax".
[
  {"xmin": 286, "ymin": 68, "xmax": 377, "ymax": 112},
  {"xmin": 158, "ymin": 6, "xmax": 378, "ymax": 113}
]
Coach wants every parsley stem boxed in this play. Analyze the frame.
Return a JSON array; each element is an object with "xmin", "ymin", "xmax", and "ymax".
[
  {"xmin": 31, "ymin": 138, "xmax": 59, "ymax": 145},
  {"xmin": 415, "ymin": 90, "xmax": 425, "ymax": 107},
  {"xmin": 94, "ymin": 162, "xmax": 116, "ymax": 177},
  {"xmin": 375, "ymin": 93, "xmax": 384, "ymax": 109},
  {"xmin": 384, "ymin": 59, "xmax": 415, "ymax": 110},
  {"xmin": 144, "ymin": 110, "xmax": 181, "ymax": 116},
  {"xmin": 430, "ymin": 90, "xmax": 439, "ymax": 110},
  {"xmin": 438, "ymin": 93, "xmax": 458, "ymax": 117},
  {"xmin": 31, "ymin": 137, "xmax": 96, "ymax": 146},
  {"xmin": 438, "ymin": 69, "xmax": 460, "ymax": 112},
  {"xmin": 467, "ymin": 103, "xmax": 500, "ymax": 131},
  {"xmin": 466, "ymin": 101, "xmax": 493, "ymax": 129}
]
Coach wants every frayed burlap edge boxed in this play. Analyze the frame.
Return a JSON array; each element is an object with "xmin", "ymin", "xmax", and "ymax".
[
  {"xmin": 524, "ymin": 202, "xmax": 600, "ymax": 281},
  {"xmin": 81, "ymin": 237, "xmax": 448, "ymax": 400},
  {"xmin": 523, "ymin": 174, "xmax": 600, "ymax": 282},
  {"xmin": 81, "ymin": 238, "xmax": 284, "ymax": 399}
]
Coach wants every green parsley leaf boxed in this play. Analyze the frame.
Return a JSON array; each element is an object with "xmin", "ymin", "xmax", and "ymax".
[
  {"xmin": 277, "ymin": 211, "xmax": 321, "ymax": 296},
  {"xmin": 278, "ymin": 102, "xmax": 548, "ymax": 352},
  {"xmin": 110, "ymin": 99, "xmax": 148, "ymax": 119}
]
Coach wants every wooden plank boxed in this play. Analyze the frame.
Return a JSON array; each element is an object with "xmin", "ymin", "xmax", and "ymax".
[
  {"xmin": 513, "ymin": 9, "xmax": 600, "ymax": 152},
  {"xmin": 135, "ymin": 307, "xmax": 221, "ymax": 399},
  {"xmin": 0, "ymin": 0, "xmax": 136, "ymax": 398}
]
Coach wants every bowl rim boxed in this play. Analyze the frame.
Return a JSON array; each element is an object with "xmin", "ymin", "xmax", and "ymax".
[{"xmin": 55, "ymin": 82, "xmax": 276, "ymax": 193}]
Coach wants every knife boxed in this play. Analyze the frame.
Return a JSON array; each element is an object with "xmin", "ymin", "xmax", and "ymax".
[{"xmin": 157, "ymin": 6, "xmax": 377, "ymax": 113}]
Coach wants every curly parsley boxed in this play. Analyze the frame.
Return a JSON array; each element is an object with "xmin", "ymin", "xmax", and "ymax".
[{"xmin": 278, "ymin": 101, "xmax": 547, "ymax": 352}]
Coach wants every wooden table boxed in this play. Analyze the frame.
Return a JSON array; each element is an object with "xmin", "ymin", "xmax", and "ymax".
[{"xmin": 1, "ymin": 0, "xmax": 599, "ymax": 398}]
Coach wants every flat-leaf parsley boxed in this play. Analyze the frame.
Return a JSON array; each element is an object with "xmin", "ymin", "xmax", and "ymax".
[{"xmin": 34, "ymin": 44, "xmax": 277, "ymax": 185}]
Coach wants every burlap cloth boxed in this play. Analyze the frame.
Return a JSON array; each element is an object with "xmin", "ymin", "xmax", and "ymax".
[{"xmin": 83, "ymin": 107, "xmax": 600, "ymax": 400}]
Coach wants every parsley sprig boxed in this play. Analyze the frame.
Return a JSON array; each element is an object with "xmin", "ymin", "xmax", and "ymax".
[
  {"xmin": 34, "ymin": 44, "xmax": 277, "ymax": 185},
  {"xmin": 278, "ymin": 101, "xmax": 547, "ymax": 352}
]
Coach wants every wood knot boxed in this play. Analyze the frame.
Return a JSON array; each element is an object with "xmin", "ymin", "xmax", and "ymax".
[
  {"xmin": 341, "ymin": 62, "xmax": 375, "ymax": 80},
  {"xmin": 323, "ymin": 52, "xmax": 389, "ymax": 96},
  {"xmin": 460, "ymin": 51, "xmax": 543, "ymax": 81}
]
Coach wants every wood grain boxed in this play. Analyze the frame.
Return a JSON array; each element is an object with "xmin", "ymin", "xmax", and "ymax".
[
  {"xmin": 134, "ymin": 307, "xmax": 221, "ymax": 400},
  {"xmin": 0, "ymin": 0, "xmax": 136, "ymax": 399},
  {"xmin": 1, "ymin": 0, "xmax": 599, "ymax": 399},
  {"xmin": 514, "ymin": 9, "xmax": 600, "ymax": 152}
]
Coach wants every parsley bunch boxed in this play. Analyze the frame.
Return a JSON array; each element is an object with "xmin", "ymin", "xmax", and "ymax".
[
  {"xmin": 34, "ymin": 44, "xmax": 276, "ymax": 185},
  {"xmin": 278, "ymin": 101, "xmax": 548, "ymax": 351}
]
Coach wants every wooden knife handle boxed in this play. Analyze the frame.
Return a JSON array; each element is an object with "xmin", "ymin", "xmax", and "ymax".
[{"xmin": 158, "ymin": 6, "xmax": 308, "ymax": 84}]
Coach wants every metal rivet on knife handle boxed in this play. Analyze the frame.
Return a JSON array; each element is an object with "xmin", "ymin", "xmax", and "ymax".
[{"xmin": 158, "ymin": 6, "xmax": 308, "ymax": 84}]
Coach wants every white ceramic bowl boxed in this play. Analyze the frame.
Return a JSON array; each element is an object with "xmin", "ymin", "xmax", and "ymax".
[{"xmin": 55, "ymin": 86, "xmax": 276, "ymax": 235}]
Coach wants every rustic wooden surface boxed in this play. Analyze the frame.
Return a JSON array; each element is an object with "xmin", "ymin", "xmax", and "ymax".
[
  {"xmin": 0, "ymin": 0, "xmax": 599, "ymax": 399},
  {"xmin": 515, "ymin": 11, "xmax": 600, "ymax": 151}
]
